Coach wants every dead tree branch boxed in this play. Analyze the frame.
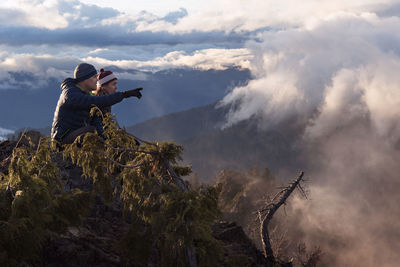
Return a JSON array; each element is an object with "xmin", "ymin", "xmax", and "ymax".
[{"xmin": 258, "ymin": 171, "xmax": 305, "ymax": 262}]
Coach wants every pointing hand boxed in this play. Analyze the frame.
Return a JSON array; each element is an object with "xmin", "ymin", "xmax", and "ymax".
[{"xmin": 122, "ymin": 88, "xmax": 143, "ymax": 99}]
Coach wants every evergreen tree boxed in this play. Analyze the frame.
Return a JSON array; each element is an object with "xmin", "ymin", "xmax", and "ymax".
[
  {"xmin": 63, "ymin": 111, "xmax": 223, "ymax": 266},
  {"xmin": 0, "ymin": 137, "xmax": 91, "ymax": 266},
  {"xmin": 1, "ymin": 110, "xmax": 224, "ymax": 266}
]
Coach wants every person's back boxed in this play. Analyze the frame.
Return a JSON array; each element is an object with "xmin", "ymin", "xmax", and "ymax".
[{"xmin": 51, "ymin": 63, "xmax": 142, "ymax": 144}]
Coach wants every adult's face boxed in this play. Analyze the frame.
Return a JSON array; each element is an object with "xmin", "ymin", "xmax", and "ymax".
[
  {"xmin": 102, "ymin": 80, "xmax": 118, "ymax": 94},
  {"xmin": 85, "ymin": 75, "xmax": 98, "ymax": 91}
]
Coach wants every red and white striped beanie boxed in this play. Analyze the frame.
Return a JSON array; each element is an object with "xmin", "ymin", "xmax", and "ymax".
[{"xmin": 97, "ymin": 68, "xmax": 117, "ymax": 86}]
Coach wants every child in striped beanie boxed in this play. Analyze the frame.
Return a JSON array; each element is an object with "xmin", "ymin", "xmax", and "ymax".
[{"xmin": 96, "ymin": 68, "xmax": 118, "ymax": 96}]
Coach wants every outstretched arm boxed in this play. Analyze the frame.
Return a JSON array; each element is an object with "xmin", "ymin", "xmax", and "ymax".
[{"xmin": 63, "ymin": 88, "xmax": 125, "ymax": 109}]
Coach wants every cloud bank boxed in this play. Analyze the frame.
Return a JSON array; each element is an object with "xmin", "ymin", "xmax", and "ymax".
[
  {"xmin": 220, "ymin": 4, "xmax": 400, "ymax": 266},
  {"xmin": 221, "ymin": 12, "xmax": 400, "ymax": 128},
  {"xmin": 0, "ymin": 48, "xmax": 251, "ymax": 90}
]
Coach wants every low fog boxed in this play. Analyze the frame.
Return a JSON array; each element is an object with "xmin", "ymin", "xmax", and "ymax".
[{"xmin": 220, "ymin": 9, "xmax": 400, "ymax": 267}]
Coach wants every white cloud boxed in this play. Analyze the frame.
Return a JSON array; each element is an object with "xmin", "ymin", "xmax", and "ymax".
[
  {"xmin": 80, "ymin": 0, "xmax": 202, "ymax": 16},
  {"xmin": 0, "ymin": 53, "xmax": 74, "ymax": 77},
  {"xmin": 0, "ymin": 126, "xmax": 14, "ymax": 140},
  {"xmin": 0, "ymin": 0, "xmax": 121, "ymax": 30},
  {"xmin": 220, "ymin": 12, "xmax": 400, "ymax": 128},
  {"xmin": 0, "ymin": 52, "xmax": 78, "ymax": 90},
  {"xmin": 0, "ymin": 0, "xmax": 68, "ymax": 29},
  {"xmin": 114, "ymin": 71, "xmax": 148, "ymax": 81},
  {"xmin": 88, "ymin": 48, "xmax": 109, "ymax": 55},
  {"xmin": 84, "ymin": 48, "xmax": 252, "ymax": 71}
]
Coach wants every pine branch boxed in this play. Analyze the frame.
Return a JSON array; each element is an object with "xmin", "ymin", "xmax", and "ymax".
[
  {"xmin": 103, "ymin": 132, "xmax": 189, "ymax": 192},
  {"xmin": 38, "ymin": 163, "xmax": 50, "ymax": 177},
  {"xmin": 91, "ymin": 105, "xmax": 105, "ymax": 120},
  {"xmin": 101, "ymin": 139, "xmax": 157, "ymax": 155},
  {"xmin": 126, "ymin": 132, "xmax": 158, "ymax": 148},
  {"xmin": 36, "ymin": 137, "xmax": 44, "ymax": 154},
  {"xmin": 6, "ymin": 130, "xmax": 28, "ymax": 199},
  {"xmin": 102, "ymin": 152, "xmax": 152, "ymax": 169}
]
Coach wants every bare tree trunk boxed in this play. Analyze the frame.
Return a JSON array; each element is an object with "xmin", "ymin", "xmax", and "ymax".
[
  {"xmin": 186, "ymin": 244, "xmax": 198, "ymax": 267},
  {"xmin": 163, "ymin": 158, "xmax": 189, "ymax": 192},
  {"xmin": 260, "ymin": 171, "xmax": 305, "ymax": 262},
  {"xmin": 260, "ymin": 220, "xmax": 275, "ymax": 262}
]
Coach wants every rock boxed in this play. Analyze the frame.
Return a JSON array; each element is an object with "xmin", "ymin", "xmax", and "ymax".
[{"xmin": 213, "ymin": 221, "xmax": 269, "ymax": 266}]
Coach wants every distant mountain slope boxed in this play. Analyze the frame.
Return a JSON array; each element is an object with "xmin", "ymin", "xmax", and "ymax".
[
  {"xmin": 126, "ymin": 102, "xmax": 228, "ymax": 142},
  {"xmin": 127, "ymin": 103, "xmax": 305, "ymax": 181},
  {"xmin": 180, "ymin": 121, "xmax": 303, "ymax": 181}
]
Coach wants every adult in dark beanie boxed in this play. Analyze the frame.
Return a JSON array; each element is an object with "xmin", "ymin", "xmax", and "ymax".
[{"xmin": 51, "ymin": 63, "xmax": 143, "ymax": 144}]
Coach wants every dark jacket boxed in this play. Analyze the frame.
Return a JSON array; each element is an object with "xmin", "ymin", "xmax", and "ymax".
[{"xmin": 51, "ymin": 78, "xmax": 124, "ymax": 141}]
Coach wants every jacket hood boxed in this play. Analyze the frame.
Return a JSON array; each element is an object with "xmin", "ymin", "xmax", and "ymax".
[{"xmin": 60, "ymin": 78, "xmax": 76, "ymax": 90}]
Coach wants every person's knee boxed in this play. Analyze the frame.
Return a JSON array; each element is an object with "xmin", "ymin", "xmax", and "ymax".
[
  {"xmin": 62, "ymin": 126, "xmax": 97, "ymax": 145},
  {"xmin": 87, "ymin": 126, "xmax": 96, "ymax": 133}
]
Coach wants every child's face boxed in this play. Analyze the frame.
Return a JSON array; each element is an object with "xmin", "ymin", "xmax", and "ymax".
[{"xmin": 103, "ymin": 79, "xmax": 118, "ymax": 94}]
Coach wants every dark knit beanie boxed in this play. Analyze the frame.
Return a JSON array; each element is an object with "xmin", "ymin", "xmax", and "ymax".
[
  {"xmin": 97, "ymin": 68, "xmax": 117, "ymax": 86},
  {"xmin": 74, "ymin": 63, "xmax": 97, "ymax": 83}
]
